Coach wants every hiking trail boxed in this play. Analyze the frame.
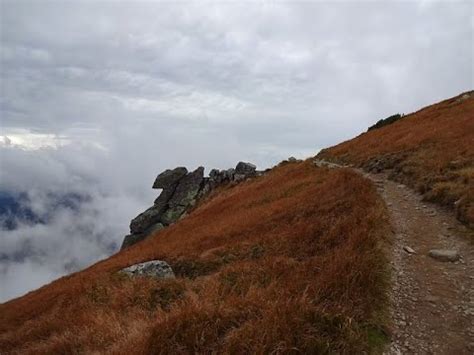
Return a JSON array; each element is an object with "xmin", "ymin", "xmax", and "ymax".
[{"xmin": 315, "ymin": 160, "xmax": 474, "ymax": 354}]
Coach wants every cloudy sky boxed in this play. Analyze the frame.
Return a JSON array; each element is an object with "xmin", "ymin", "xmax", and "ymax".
[{"xmin": 0, "ymin": 0, "xmax": 472, "ymax": 302}]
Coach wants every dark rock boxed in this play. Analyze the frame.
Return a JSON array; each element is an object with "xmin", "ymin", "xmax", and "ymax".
[
  {"xmin": 224, "ymin": 168, "xmax": 235, "ymax": 180},
  {"xmin": 146, "ymin": 222, "xmax": 165, "ymax": 234},
  {"xmin": 130, "ymin": 178, "xmax": 180, "ymax": 235},
  {"xmin": 168, "ymin": 167, "xmax": 204, "ymax": 208},
  {"xmin": 121, "ymin": 260, "xmax": 175, "ymax": 278},
  {"xmin": 206, "ymin": 168, "xmax": 235, "ymax": 190},
  {"xmin": 160, "ymin": 205, "xmax": 188, "ymax": 225},
  {"xmin": 160, "ymin": 167, "xmax": 204, "ymax": 225},
  {"xmin": 152, "ymin": 167, "xmax": 187, "ymax": 189},
  {"xmin": 130, "ymin": 205, "xmax": 163, "ymax": 234},
  {"xmin": 368, "ymin": 113, "xmax": 403, "ymax": 131},
  {"xmin": 428, "ymin": 249, "xmax": 460, "ymax": 262},
  {"xmin": 121, "ymin": 233, "xmax": 146, "ymax": 250},
  {"xmin": 233, "ymin": 173, "xmax": 246, "ymax": 182},
  {"xmin": 121, "ymin": 223, "xmax": 164, "ymax": 250},
  {"xmin": 197, "ymin": 178, "xmax": 212, "ymax": 199},
  {"xmin": 209, "ymin": 169, "xmax": 220, "ymax": 180},
  {"xmin": 235, "ymin": 162, "xmax": 256, "ymax": 176},
  {"xmin": 153, "ymin": 182, "xmax": 178, "ymax": 207}
]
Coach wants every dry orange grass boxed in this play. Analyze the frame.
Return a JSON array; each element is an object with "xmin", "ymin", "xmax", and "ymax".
[
  {"xmin": 318, "ymin": 92, "xmax": 474, "ymax": 227},
  {"xmin": 0, "ymin": 161, "xmax": 390, "ymax": 354}
]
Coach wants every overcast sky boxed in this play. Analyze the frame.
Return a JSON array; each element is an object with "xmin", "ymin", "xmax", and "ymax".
[{"xmin": 0, "ymin": 0, "xmax": 472, "ymax": 302}]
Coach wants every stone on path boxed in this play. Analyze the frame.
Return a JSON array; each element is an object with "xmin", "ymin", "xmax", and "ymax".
[{"xmin": 428, "ymin": 249, "xmax": 460, "ymax": 262}]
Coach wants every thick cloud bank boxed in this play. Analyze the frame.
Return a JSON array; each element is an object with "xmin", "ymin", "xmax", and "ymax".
[
  {"xmin": 0, "ymin": 0, "xmax": 472, "ymax": 302},
  {"xmin": 0, "ymin": 144, "xmax": 150, "ymax": 301}
]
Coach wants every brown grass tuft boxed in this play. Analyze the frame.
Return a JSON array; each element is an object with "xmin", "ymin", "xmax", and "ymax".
[{"xmin": 317, "ymin": 92, "xmax": 474, "ymax": 228}]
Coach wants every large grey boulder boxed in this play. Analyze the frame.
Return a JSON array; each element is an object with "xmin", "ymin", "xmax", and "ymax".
[
  {"xmin": 153, "ymin": 167, "xmax": 187, "ymax": 189},
  {"xmin": 235, "ymin": 161, "xmax": 256, "ymax": 176},
  {"xmin": 121, "ymin": 260, "xmax": 175, "ymax": 278},
  {"xmin": 428, "ymin": 249, "xmax": 460, "ymax": 262}
]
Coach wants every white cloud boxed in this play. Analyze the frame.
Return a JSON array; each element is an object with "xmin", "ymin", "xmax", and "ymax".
[{"xmin": 0, "ymin": 131, "xmax": 70, "ymax": 150}]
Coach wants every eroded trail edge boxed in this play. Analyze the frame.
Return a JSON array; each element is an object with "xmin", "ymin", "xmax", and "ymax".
[{"xmin": 315, "ymin": 160, "xmax": 474, "ymax": 354}]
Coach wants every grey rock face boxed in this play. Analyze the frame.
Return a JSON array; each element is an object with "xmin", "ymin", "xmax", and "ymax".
[
  {"xmin": 147, "ymin": 222, "xmax": 165, "ymax": 234},
  {"xmin": 235, "ymin": 161, "xmax": 257, "ymax": 176},
  {"xmin": 153, "ymin": 183, "xmax": 178, "ymax": 208},
  {"xmin": 121, "ymin": 162, "xmax": 258, "ymax": 250},
  {"xmin": 233, "ymin": 173, "xmax": 247, "ymax": 182},
  {"xmin": 128, "ymin": 168, "xmax": 203, "ymax": 237},
  {"xmin": 167, "ymin": 167, "xmax": 204, "ymax": 209},
  {"xmin": 428, "ymin": 249, "xmax": 460, "ymax": 262},
  {"xmin": 160, "ymin": 166, "xmax": 204, "ymax": 225},
  {"xmin": 224, "ymin": 168, "xmax": 236, "ymax": 180},
  {"xmin": 130, "ymin": 205, "xmax": 164, "ymax": 234},
  {"xmin": 122, "ymin": 223, "xmax": 165, "ymax": 249},
  {"xmin": 121, "ymin": 260, "xmax": 175, "ymax": 278},
  {"xmin": 160, "ymin": 205, "xmax": 188, "ymax": 225},
  {"xmin": 152, "ymin": 167, "xmax": 187, "ymax": 189}
]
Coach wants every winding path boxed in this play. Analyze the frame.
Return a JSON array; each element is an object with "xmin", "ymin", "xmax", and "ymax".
[{"xmin": 315, "ymin": 160, "xmax": 474, "ymax": 354}]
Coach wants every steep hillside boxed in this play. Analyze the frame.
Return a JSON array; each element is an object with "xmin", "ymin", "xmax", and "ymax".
[
  {"xmin": 0, "ymin": 161, "xmax": 390, "ymax": 354},
  {"xmin": 318, "ymin": 92, "xmax": 474, "ymax": 228}
]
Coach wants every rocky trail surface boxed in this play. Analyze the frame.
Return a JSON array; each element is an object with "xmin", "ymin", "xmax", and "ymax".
[{"xmin": 314, "ymin": 160, "xmax": 474, "ymax": 354}]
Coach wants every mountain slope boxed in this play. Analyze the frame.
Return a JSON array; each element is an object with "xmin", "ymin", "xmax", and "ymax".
[
  {"xmin": 3, "ymin": 92, "xmax": 472, "ymax": 354},
  {"xmin": 317, "ymin": 91, "xmax": 474, "ymax": 228},
  {"xmin": 0, "ymin": 161, "xmax": 390, "ymax": 354}
]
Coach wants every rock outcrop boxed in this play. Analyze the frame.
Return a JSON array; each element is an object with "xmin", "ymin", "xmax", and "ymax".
[
  {"xmin": 121, "ymin": 162, "xmax": 260, "ymax": 249},
  {"xmin": 121, "ymin": 260, "xmax": 175, "ymax": 278}
]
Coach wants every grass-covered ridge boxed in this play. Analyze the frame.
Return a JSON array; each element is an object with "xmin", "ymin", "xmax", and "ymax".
[
  {"xmin": 0, "ymin": 161, "xmax": 390, "ymax": 354},
  {"xmin": 318, "ymin": 92, "xmax": 474, "ymax": 228}
]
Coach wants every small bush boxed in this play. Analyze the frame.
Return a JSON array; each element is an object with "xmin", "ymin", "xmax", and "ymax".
[{"xmin": 368, "ymin": 113, "xmax": 403, "ymax": 131}]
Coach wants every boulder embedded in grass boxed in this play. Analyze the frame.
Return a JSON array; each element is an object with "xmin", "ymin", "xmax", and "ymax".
[{"xmin": 121, "ymin": 260, "xmax": 175, "ymax": 278}]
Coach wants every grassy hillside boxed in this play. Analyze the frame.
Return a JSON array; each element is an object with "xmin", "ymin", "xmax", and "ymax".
[
  {"xmin": 318, "ymin": 92, "xmax": 474, "ymax": 228},
  {"xmin": 0, "ymin": 161, "xmax": 390, "ymax": 354}
]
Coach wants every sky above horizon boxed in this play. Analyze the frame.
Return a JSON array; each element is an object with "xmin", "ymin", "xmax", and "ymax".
[{"xmin": 1, "ymin": 0, "xmax": 473, "ymax": 302}]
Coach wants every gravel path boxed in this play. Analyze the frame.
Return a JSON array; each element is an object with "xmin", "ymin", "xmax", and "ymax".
[
  {"xmin": 314, "ymin": 160, "xmax": 474, "ymax": 354},
  {"xmin": 367, "ymin": 172, "xmax": 474, "ymax": 354}
]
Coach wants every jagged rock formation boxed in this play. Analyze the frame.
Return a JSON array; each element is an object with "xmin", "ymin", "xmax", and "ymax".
[
  {"xmin": 121, "ymin": 162, "xmax": 258, "ymax": 249},
  {"xmin": 120, "ymin": 260, "xmax": 175, "ymax": 278}
]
